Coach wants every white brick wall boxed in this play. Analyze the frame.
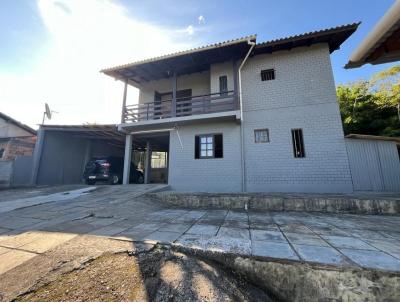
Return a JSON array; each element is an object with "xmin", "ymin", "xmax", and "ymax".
[
  {"xmin": 241, "ymin": 44, "xmax": 353, "ymax": 193},
  {"xmin": 168, "ymin": 121, "xmax": 242, "ymax": 192}
]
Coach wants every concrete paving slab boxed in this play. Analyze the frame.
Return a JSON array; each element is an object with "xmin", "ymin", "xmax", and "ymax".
[
  {"xmin": 89, "ymin": 226, "xmax": 130, "ymax": 237},
  {"xmin": 363, "ymin": 238, "xmax": 400, "ymax": 259},
  {"xmin": 175, "ymin": 234, "xmax": 251, "ymax": 255},
  {"xmin": 226, "ymin": 211, "xmax": 248, "ymax": 221},
  {"xmin": 250, "ymin": 230, "xmax": 286, "ymax": 242},
  {"xmin": 323, "ymin": 235, "xmax": 377, "ymax": 250},
  {"xmin": 124, "ymin": 222, "xmax": 163, "ymax": 234},
  {"xmin": 0, "ymin": 249, "xmax": 37, "ymax": 274},
  {"xmin": 0, "ymin": 232, "xmax": 44, "ymax": 249},
  {"xmin": 17, "ymin": 232, "xmax": 77, "ymax": 253},
  {"xmin": 0, "ymin": 227, "xmax": 11, "ymax": 235},
  {"xmin": 196, "ymin": 218, "xmax": 225, "ymax": 226},
  {"xmin": 0, "ymin": 246, "xmax": 12, "ymax": 255},
  {"xmin": 161, "ymin": 223, "xmax": 192, "ymax": 233},
  {"xmin": 285, "ymin": 233, "xmax": 329, "ymax": 246},
  {"xmin": 347, "ymin": 229, "xmax": 390, "ymax": 240},
  {"xmin": 280, "ymin": 224, "xmax": 313, "ymax": 234},
  {"xmin": 249, "ymin": 222, "xmax": 280, "ymax": 231},
  {"xmin": 144, "ymin": 231, "xmax": 182, "ymax": 243},
  {"xmin": 186, "ymin": 224, "xmax": 219, "ymax": 236},
  {"xmin": 217, "ymin": 227, "xmax": 250, "ymax": 240},
  {"xmin": 293, "ymin": 244, "xmax": 352, "ymax": 266},
  {"xmin": 309, "ymin": 226, "xmax": 351, "ymax": 236},
  {"xmin": 339, "ymin": 248, "xmax": 400, "ymax": 271},
  {"xmin": 222, "ymin": 220, "xmax": 249, "ymax": 229},
  {"xmin": 0, "ymin": 217, "xmax": 44, "ymax": 230},
  {"xmin": 252, "ymin": 241, "xmax": 299, "ymax": 260}
]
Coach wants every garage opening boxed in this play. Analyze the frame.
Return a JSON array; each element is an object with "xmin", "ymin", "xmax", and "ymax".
[{"xmin": 128, "ymin": 131, "xmax": 170, "ymax": 184}]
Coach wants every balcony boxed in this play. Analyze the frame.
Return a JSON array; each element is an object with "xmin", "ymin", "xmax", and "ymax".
[{"xmin": 123, "ymin": 90, "xmax": 238, "ymax": 123}]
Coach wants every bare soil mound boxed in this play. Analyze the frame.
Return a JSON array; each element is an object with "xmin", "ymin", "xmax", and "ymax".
[{"xmin": 16, "ymin": 247, "xmax": 273, "ymax": 302}]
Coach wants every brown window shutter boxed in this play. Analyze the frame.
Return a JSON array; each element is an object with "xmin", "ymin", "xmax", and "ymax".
[
  {"xmin": 214, "ymin": 134, "xmax": 223, "ymax": 158},
  {"xmin": 195, "ymin": 136, "xmax": 200, "ymax": 159}
]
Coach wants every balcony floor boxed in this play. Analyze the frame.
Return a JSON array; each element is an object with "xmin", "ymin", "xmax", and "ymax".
[{"xmin": 119, "ymin": 110, "xmax": 241, "ymax": 132}]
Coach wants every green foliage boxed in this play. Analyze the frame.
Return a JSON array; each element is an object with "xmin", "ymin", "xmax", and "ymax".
[{"xmin": 337, "ymin": 65, "xmax": 400, "ymax": 137}]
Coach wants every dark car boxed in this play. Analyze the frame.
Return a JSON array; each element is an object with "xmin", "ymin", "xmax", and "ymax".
[{"xmin": 83, "ymin": 156, "xmax": 144, "ymax": 185}]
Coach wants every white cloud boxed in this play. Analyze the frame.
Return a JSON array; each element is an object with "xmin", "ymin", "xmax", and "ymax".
[
  {"xmin": 0, "ymin": 0, "xmax": 192, "ymax": 128},
  {"xmin": 198, "ymin": 15, "xmax": 205, "ymax": 24},
  {"xmin": 185, "ymin": 25, "xmax": 194, "ymax": 35}
]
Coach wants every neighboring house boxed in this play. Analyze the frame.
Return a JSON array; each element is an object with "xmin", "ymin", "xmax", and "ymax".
[
  {"xmin": 0, "ymin": 112, "xmax": 36, "ymax": 161},
  {"xmin": 101, "ymin": 23, "xmax": 361, "ymax": 193},
  {"xmin": 346, "ymin": 0, "xmax": 400, "ymax": 68}
]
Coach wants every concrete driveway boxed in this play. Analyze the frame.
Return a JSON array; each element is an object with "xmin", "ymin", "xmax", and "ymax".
[{"xmin": 0, "ymin": 184, "xmax": 399, "ymax": 276}]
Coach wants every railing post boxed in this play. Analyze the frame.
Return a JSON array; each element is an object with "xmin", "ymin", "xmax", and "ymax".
[
  {"xmin": 121, "ymin": 79, "xmax": 128, "ymax": 123},
  {"xmin": 146, "ymin": 103, "xmax": 150, "ymax": 120},
  {"xmin": 171, "ymin": 71, "xmax": 177, "ymax": 117}
]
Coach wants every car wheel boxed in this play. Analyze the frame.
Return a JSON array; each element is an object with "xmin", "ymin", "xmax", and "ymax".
[
  {"xmin": 137, "ymin": 175, "xmax": 144, "ymax": 184},
  {"xmin": 85, "ymin": 180, "xmax": 95, "ymax": 185},
  {"xmin": 110, "ymin": 174, "xmax": 119, "ymax": 185}
]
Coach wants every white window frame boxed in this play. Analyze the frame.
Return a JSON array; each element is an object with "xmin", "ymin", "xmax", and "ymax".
[
  {"xmin": 199, "ymin": 135, "xmax": 214, "ymax": 158},
  {"xmin": 254, "ymin": 129, "xmax": 270, "ymax": 143}
]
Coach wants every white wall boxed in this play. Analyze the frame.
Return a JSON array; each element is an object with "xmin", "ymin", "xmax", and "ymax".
[
  {"xmin": 210, "ymin": 61, "xmax": 234, "ymax": 94},
  {"xmin": 168, "ymin": 121, "xmax": 242, "ymax": 192},
  {"xmin": 0, "ymin": 117, "xmax": 33, "ymax": 138},
  {"xmin": 138, "ymin": 71, "xmax": 210, "ymax": 104},
  {"xmin": 240, "ymin": 44, "xmax": 353, "ymax": 193}
]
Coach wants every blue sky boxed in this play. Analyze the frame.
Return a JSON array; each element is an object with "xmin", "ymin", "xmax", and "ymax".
[{"xmin": 0, "ymin": 0, "xmax": 397, "ymax": 127}]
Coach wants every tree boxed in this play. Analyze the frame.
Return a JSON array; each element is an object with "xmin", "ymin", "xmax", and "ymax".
[{"xmin": 337, "ymin": 65, "xmax": 400, "ymax": 137}]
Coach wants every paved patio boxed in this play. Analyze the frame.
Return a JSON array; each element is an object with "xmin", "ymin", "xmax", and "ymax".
[{"xmin": 0, "ymin": 185, "xmax": 399, "ymax": 275}]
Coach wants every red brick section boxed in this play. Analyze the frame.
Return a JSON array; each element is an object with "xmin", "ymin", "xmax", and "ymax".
[{"xmin": 0, "ymin": 136, "xmax": 36, "ymax": 161}]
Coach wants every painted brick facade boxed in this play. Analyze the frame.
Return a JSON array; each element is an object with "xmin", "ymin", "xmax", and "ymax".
[
  {"xmin": 166, "ymin": 44, "xmax": 353, "ymax": 193},
  {"xmin": 240, "ymin": 44, "xmax": 353, "ymax": 192},
  {"xmin": 168, "ymin": 121, "xmax": 242, "ymax": 192}
]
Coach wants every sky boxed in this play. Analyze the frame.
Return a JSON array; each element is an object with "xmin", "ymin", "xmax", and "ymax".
[{"xmin": 0, "ymin": 0, "xmax": 398, "ymax": 129}]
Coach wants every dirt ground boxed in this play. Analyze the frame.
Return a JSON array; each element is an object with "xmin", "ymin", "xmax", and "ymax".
[{"xmin": 14, "ymin": 246, "xmax": 272, "ymax": 302}]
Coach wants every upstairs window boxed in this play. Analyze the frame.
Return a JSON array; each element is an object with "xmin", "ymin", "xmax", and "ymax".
[
  {"xmin": 195, "ymin": 134, "xmax": 223, "ymax": 159},
  {"xmin": 254, "ymin": 129, "xmax": 270, "ymax": 143},
  {"xmin": 0, "ymin": 148, "xmax": 4, "ymax": 158},
  {"xmin": 219, "ymin": 75, "xmax": 228, "ymax": 96},
  {"xmin": 261, "ymin": 69, "xmax": 275, "ymax": 81},
  {"xmin": 291, "ymin": 129, "xmax": 305, "ymax": 158}
]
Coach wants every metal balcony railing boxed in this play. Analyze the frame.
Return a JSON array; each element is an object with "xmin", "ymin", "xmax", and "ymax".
[{"xmin": 123, "ymin": 90, "xmax": 237, "ymax": 123}]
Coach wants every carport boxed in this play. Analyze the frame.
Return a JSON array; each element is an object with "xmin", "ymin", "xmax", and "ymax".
[{"xmin": 31, "ymin": 124, "xmax": 169, "ymax": 185}]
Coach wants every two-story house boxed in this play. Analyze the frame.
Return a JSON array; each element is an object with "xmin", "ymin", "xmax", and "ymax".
[{"xmin": 101, "ymin": 23, "xmax": 359, "ymax": 193}]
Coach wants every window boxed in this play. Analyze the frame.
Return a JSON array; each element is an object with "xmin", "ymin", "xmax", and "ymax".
[
  {"xmin": 261, "ymin": 69, "xmax": 275, "ymax": 81},
  {"xmin": 254, "ymin": 129, "xmax": 269, "ymax": 143},
  {"xmin": 219, "ymin": 75, "xmax": 228, "ymax": 96},
  {"xmin": 0, "ymin": 148, "xmax": 4, "ymax": 158},
  {"xmin": 291, "ymin": 129, "xmax": 305, "ymax": 158},
  {"xmin": 195, "ymin": 134, "xmax": 223, "ymax": 159}
]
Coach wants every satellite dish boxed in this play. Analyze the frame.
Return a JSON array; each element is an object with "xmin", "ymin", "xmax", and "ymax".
[{"xmin": 45, "ymin": 103, "xmax": 52, "ymax": 120}]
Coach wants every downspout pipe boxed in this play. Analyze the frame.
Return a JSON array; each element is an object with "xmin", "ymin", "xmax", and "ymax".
[{"xmin": 238, "ymin": 39, "xmax": 256, "ymax": 192}]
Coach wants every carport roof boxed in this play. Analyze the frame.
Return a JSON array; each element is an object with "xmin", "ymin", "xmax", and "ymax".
[{"xmin": 40, "ymin": 124, "xmax": 168, "ymax": 151}]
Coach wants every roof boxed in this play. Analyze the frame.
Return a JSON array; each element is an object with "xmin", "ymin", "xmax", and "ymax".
[
  {"xmin": 101, "ymin": 23, "xmax": 359, "ymax": 85},
  {"xmin": 346, "ymin": 134, "xmax": 400, "ymax": 144},
  {"xmin": 0, "ymin": 112, "xmax": 37, "ymax": 136},
  {"xmin": 40, "ymin": 124, "xmax": 168, "ymax": 151},
  {"xmin": 254, "ymin": 23, "xmax": 360, "ymax": 55},
  {"xmin": 346, "ymin": 1, "xmax": 400, "ymax": 68},
  {"xmin": 101, "ymin": 35, "xmax": 256, "ymax": 85}
]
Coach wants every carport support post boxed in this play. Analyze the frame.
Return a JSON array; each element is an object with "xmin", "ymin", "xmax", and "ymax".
[
  {"xmin": 123, "ymin": 134, "xmax": 132, "ymax": 185},
  {"xmin": 144, "ymin": 141, "xmax": 152, "ymax": 184},
  {"xmin": 31, "ymin": 128, "xmax": 45, "ymax": 185}
]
